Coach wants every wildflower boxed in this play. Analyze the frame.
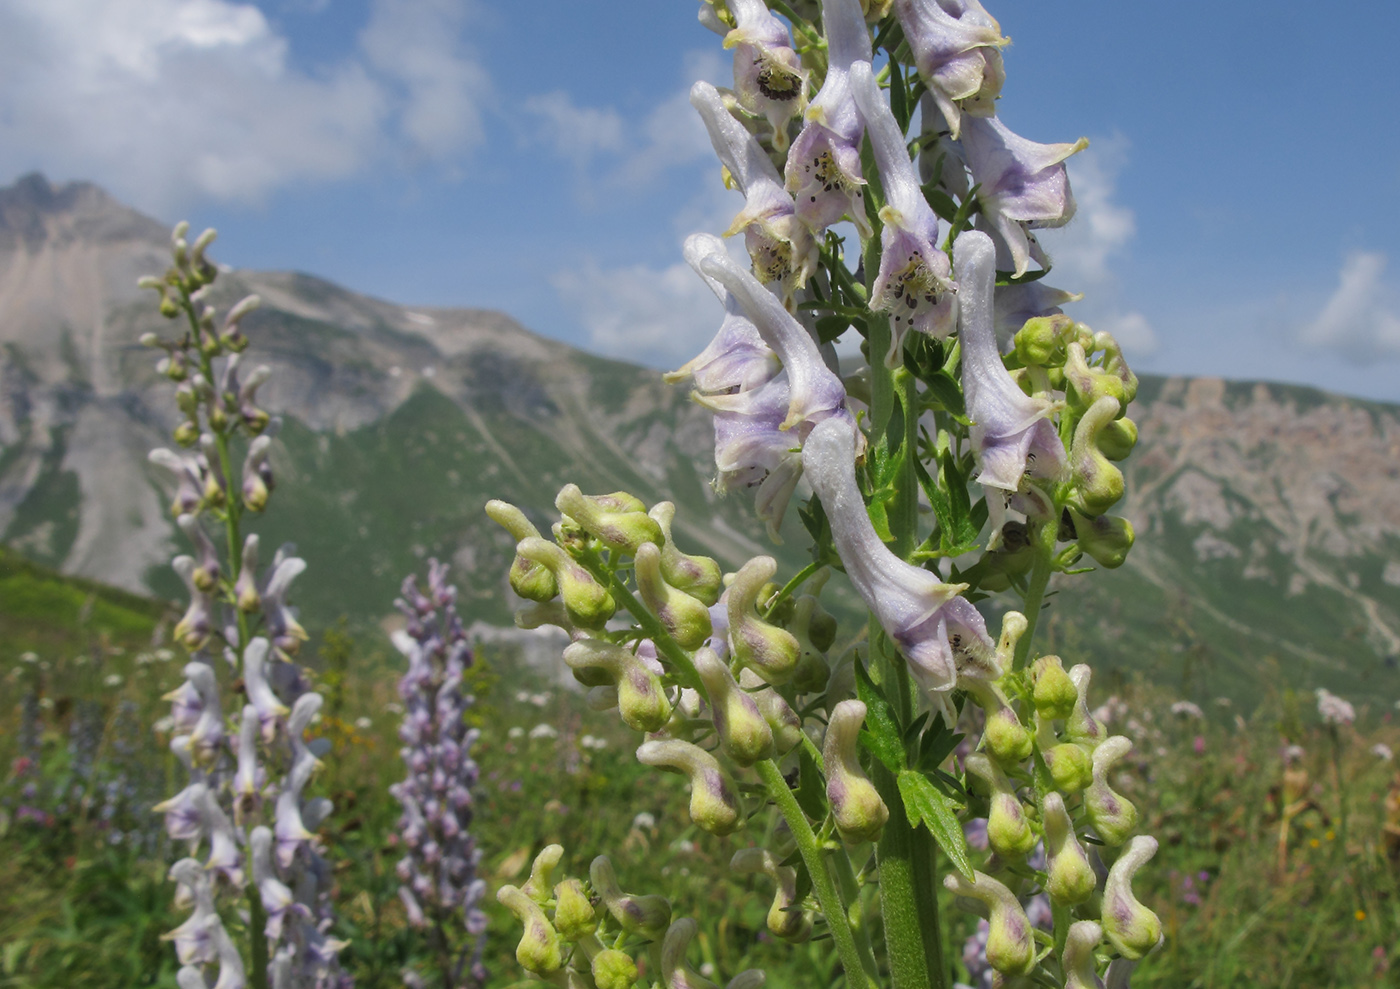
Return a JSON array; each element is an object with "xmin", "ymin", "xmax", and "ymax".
[
  {"xmin": 104, "ymin": 674, "xmax": 124, "ymax": 687},
  {"xmin": 722, "ymin": 0, "xmax": 809, "ymax": 148},
  {"xmin": 802, "ymin": 416, "xmax": 995, "ymax": 697},
  {"xmin": 692, "ymin": 81, "xmax": 817, "ymax": 298},
  {"xmin": 529, "ymin": 723, "xmax": 560, "ymax": 740},
  {"xmin": 784, "ymin": 0, "xmax": 872, "ymax": 237},
  {"xmin": 1316, "ymin": 688, "xmax": 1356, "ymax": 726},
  {"xmin": 960, "ymin": 114, "xmax": 1088, "ymax": 277},
  {"xmin": 1170, "ymin": 700, "xmax": 1204, "ymax": 719},
  {"xmin": 891, "ymin": 0, "xmax": 1008, "ymax": 139},
  {"xmin": 1372, "ymin": 743, "xmax": 1393, "ymax": 761},
  {"xmin": 850, "ymin": 59, "xmax": 956, "ymax": 362},
  {"xmin": 953, "ymin": 230, "xmax": 1067, "ymax": 500}
]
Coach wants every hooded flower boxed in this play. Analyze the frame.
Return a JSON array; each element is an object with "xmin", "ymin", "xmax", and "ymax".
[
  {"xmin": 702, "ymin": 376, "xmax": 805, "ymax": 541},
  {"xmin": 723, "ymin": 0, "xmax": 809, "ymax": 148},
  {"xmin": 891, "ymin": 0, "xmax": 1008, "ymax": 138},
  {"xmin": 850, "ymin": 59, "xmax": 957, "ymax": 362},
  {"xmin": 691, "ymin": 81, "xmax": 817, "ymax": 299},
  {"xmin": 784, "ymin": 0, "xmax": 872, "ymax": 237},
  {"xmin": 954, "ymin": 230, "xmax": 1067, "ymax": 497},
  {"xmin": 802, "ymin": 415, "xmax": 994, "ymax": 696},
  {"xmin": 960, "ymin": 114, "xmax": 1088, "ymax": 277},
  {"xmin": 260, "ymin": 545, "xmax": 309, "ymax": 658},
  {"xmin": 666, "ymin": 233, "xmax": 780, "ymax": 395}
]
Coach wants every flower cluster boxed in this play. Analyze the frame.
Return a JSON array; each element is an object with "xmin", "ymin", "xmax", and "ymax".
[
  {"xmin": 489, "ymin": 0, "xmax": 1161, "ymax": 985},
  {"xmin": 390, "ymin": 560, "xmax": 487, "ymax": 989},
  {"xmin": 496, "ymin": 844, "xmax": 763, "ymax": 989},
  {"xmin": 141, "ymin": 224, "xmax": 349, "ymax": 989}
]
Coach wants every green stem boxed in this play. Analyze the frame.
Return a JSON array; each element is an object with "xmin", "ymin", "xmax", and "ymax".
[
  {"xmin": 755, "ymin": 760, "xmax": 872, "ymax": 989},
  {"xmin": 828, "ymin": 844, "xmax": 882, "ymax": 980},
  {"xmin": 247, "ymin": 886, "xmax": 269, "ymax": 989},
  {"xmin": 1012, "ymin": 517, "xmax": 1057, "ymax": 672},
  {"xmin": 761, "ymin": 560, "xmax": 824, "ymax": 619},
  {"xmin": 890, "ymin": 369, "xmax": 920, "ymax": 559},
  {"xmin": 603, "ymin": 575, "xmax": 703, "ymax": 692}
]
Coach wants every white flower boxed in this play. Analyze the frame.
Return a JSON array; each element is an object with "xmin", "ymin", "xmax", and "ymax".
[
  {"xmin": 631, "ymin": 812, "xmax": 656, "ymax": 831},
  {"xmin": 1372, "ymin": 743, "xmax": 1393, "ymax": 762},
  {"xmin": 20, "ymin": 652, "xmax": 38, "ymax": 664},
  {"xmin": 1316, "ymin": 688, "xmax": 1355, "ymax": 726},
  {"xmin": 155, "ymin": 649, "xmax": 176, "ymax": 662},
  {"xmin": 528, "ymin": 723, "xmax": 559, "ymax": 741},
  {"xmin": 104, "ymin": 674, "xmax": 124, "ymax": 687},
  {"xmin": 354, "ymin": 717, "xmax": 372, "ymax": 730},
  {"xmin": 580, "ymin": 734, "xmax": 608, "ymax": 751},
  {"xmin": 1170, "ymin": 701, "xmax": 1204, "ymax": 719},
  {"xmin": 529, "ymin": 692, "xmax": 551, "ymax": 708},
  {"xmin": 507, "ymin": 726, "xmax": 525, "ymax": 740},
  {"xmin": 514, "ymin": 690, "xmax": 531, "ymax": 703}
]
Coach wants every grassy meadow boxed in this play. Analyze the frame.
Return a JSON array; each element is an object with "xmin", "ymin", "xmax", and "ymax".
[{"xmin": 2, "ymin": 545, "xmax": 1398, "ymax": 988}]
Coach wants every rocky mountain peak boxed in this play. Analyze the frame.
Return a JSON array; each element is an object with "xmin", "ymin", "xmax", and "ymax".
[{"xmin": 0, "ymin": 173, "xmax": 166, "ymax": 251}]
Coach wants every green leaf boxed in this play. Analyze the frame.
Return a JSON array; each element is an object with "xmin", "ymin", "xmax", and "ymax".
[
  {"xmin": 867, "ymin": 496, "xmax": 894, "ymax": 542},
  {"xmin": 923, "ymin": 370, "xmax": 966, "ymax": 418},
  {"xmin": 815, "ymin": 314, "xmax": 855, "ymax": 344},
  {"xmin": 854, "ymin": 659, "xmax": 906, "ymax": 773},
  {"xmin": 796, "ymin": 743, "xmax": 828, "ymax": 821},
  {"xmin": 888, "ymin": 59, "xmax": 910, "ymax": 133},
  {"xmin": 897, "ymin": 769, "xmax": 975, "ymax": 880}
]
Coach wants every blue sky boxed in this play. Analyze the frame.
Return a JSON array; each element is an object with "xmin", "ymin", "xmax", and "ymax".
[{"xmin": 2, "ymin": 0, "xmax": 1398, "ymax": 401}]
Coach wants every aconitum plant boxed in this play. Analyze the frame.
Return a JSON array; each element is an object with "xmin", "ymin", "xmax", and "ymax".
[
  {"xmin": 488, "ymin": 1, "xmax": 1160, "ymax": 987},
  {"xmin": 141, "ymin": 227, "xmax": 350, "ymax": 989}
]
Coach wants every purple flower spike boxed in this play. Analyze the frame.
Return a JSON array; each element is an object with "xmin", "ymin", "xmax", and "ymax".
[
  {"xmin": 723, "ymin": 0, "xmax": 809, "ymax": 149},
  {"xmin": 850, "ymin": 59, "xmax": 957, "ymax": 363},
  {"xmin": 392, "ymin": 561, "xmax": 486, "ymax": 985},
  {"xmin": 785, "ymin": 0, "xmax": 872, "ymax": 238},
  {"xmin": 691, "ymin": 81, "xmax": 817, "ymax": 299},
  {"xmin": 961, "ymin": 114, "xmax": 1088, "ymax": 277},
  {"xmin": 954, "ymin": 231, "xmax": 1067, "ymax": 496},
  {"xmin": 802, "ymin": 416, "xmax": 995, "ymax": 697},
  {"xmin": 892, "ymin": 0, "xmax": 1008, "ymax": 139}
]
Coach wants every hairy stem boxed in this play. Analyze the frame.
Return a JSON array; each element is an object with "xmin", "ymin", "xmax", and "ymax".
[{"xmin": 755, "ymin": 759, "xmax": 873, "ymax": 989}]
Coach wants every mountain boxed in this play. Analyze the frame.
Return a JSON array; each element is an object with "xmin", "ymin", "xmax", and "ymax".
[{"xmin": 1, "ymin": 174, "xmax": 1397, "ymax": 706}]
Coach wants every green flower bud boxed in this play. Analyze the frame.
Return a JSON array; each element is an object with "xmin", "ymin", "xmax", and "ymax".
[
  {"xmin": 728, "ymin": 557, "xmax": 799, "ymax": 684},
  {"xmin": 496, "ymin": 884, "xmax": 563, "ymax": 974},
  {"xmin": 1045, "ymin": 742, "xmax": 1093, "ymax": 794},
  {"xmin": 636, "ymin": 739, "xmax": 745, "ymax": 835},
  {"xmin": 173, "ymin": 420, "xmax": 201, "ymax": 448},
  {"xmin": 725, "ymin": 971, "xmax": 765, "ymax": 989},
  {"xmin": 1101, "ymin": 836, "xmax": 1163, "ymax": 960},
  {"xmin": 1084, "ymin": 736, "xmax": 1138, "ymax": 846},
  {"xmin": 556, "ymin": 484, "xmax": 663, "ymax": 555},
  {"xmin": 592, "ymin": 949, "xmax": 639, "ymax": 989},
  {"xmin": 552, "ymin": 878, "xmax": 597, "ymax": 941},
  {"xmin": 563, "ymin": 638, "xmax": 672, "ymax": 733},
  {"xmin": 484, "ymin": 500, "xmax": 559, "ymax": 603},
  {"xmin": 996, "ymin": 611, "xmax": 1027, "ymax": 671},
  {"xmin": 942, "ymin": 871, "xmax": 1036, "ymax": 977},
  {"xmin": 1068, "ymin": 396, "xmax": 1126, "ymax": 516},
  {"xmin": 965, "ymin": 752, "xmax": 1036, "ymax": 859},
  {"xmin": 159, "ymin": 294, "xmax": 181, "ymax": 319},
  {"xmin": 1043, "ymin": 792, "xmax": 1097, "ymax": 905},
  {"xmin": 635, "ymin": 542, "xmax": 713, "ymax": 650},
  {"xmin": 967, "ymin": 682, "xmax": 1032, "ymax": 765},
  {"xmin": 661, "ymin": 919, "xmax": 720, "ymax": 989},
  {"xmin": 731, "ymin": 847, "xmax": 811, "ymax": 942},
  {"xmin": 788, "ymin": 595, "xmax": 832, "ymax": 693},
  {"xmin": 695, "ymin": 647, "xmax": 774, "ymax": 766},
  {"xmin": 1064, "ymin": 340, "xmax": 1129, "ymax": 414},
  {"xmin": 1032, "ymin": 655, "xmax": 1078, "ymax": 720},
  {"xmin": 589, "ymin": 856, "xmax": 671, "ymax": 939},
  {"xmin": 649, "ymin": 501, "xmax": 722, "ymax": 605},
  {"xmin": 515, "ymin": 537, "xmax": 616, "ymax": 629},
  {"xmin": 1065, "ymin": 664, "xmax": 1105, "ymax": 748},
  {"xmin": 1062, "ymin": 920, "xmax": 1105, "ymax": 989},
  {"xmin": 1067, "ymin": 508, "xmax": 1134, "ymax": 570},
  {"xmin": 824, "ymin": 700, "xmax": 889, "ymax": 844},
  {"xmin": 1097, "ymin": 415, "xmax": 1137, "ymax": 461},
  {"xmin": 521, "ymin": 844, "xmax": 564, "ymax": 904},
  {"xmin": 740, "ymin": 668, "xmax": 803, "ymax": 756},
  {"xmin": 1092, "ymin": 330, "xmax": 1138, "ymax": 404},
  {"xmin": 514, "ymin": 600, "xmax": 574, "ymax": 634},
  {"xmin": 1014, "ymin": 314, "xmax": 1075, "ymax": 367}
]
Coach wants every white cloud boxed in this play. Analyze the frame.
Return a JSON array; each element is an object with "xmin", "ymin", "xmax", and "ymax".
[
  {"xmin": 0, "ymin": 0, "xmax": 487, "ymax": 213},
  {"xmin": 521, "ymin": 92, "xmax": 626, "ymax": 161},
  {"xmin": 1298, "ymin": 251, "xmax": 1400, "ymax": 361},
  {"xmin": 1036, "ymin": 135, "xmax": 1158, "ymax": 355}
]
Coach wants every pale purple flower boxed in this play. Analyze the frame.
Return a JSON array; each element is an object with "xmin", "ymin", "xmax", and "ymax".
[
  {"xmin": 392, "ymin": 561, "xmax": 486, "ymax": 987},
  {"xmin": 953, "ymin": 231, "xmax": 1067, "ymax": 498},
  {"xmin": 723, "ymin": 0, "xmax": 809, "ymax": 149},
  {"xmin": 850, "ymin": 59, "xmax": 956, "ymax": 363},
  {"xmin": 260, "ymin": 546, "xmax": 309, "ymax": 658},
  {"xmin": 691, "ymin": 81, "xmax": 817, "ymax": 298},
  {"xmin": 960, "ymin": 114, "xmax": 1088, "ymax": 277},
  {"xmin": 802, "ymin": 415, "xmax": 995, "ymax": 696},
  {"xmin": 149, "ymin": 447, "xmax": 208, "ymax": 516},
  {"xmin": 172, "ymin": 557, "xmax": 216, "ymax": 651},
  {"xmin": 784, "ymin": 0, "xmax": 871, "ymax": 237},
  {"xmin": 992, "ymin": 280, "xmax": 1082, "ymax": 341},
  {"xmin": 891, "ymin": 0, "xmax": 1007, "ymax": 139}
]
